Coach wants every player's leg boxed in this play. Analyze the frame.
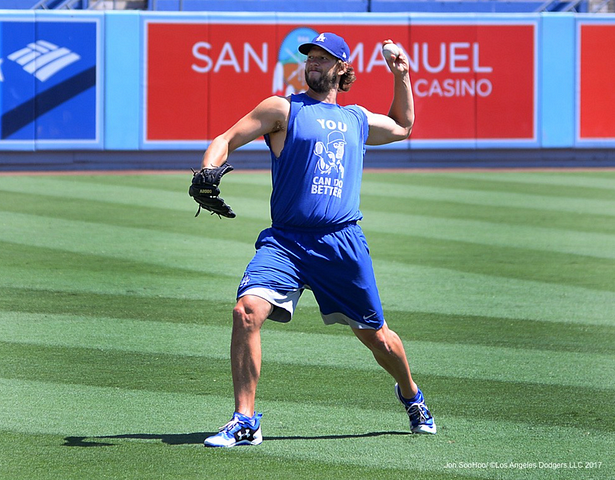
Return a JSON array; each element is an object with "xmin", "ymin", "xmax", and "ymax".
[
  {"xmin": 204, "ymin": 294, "xmax": 271, "ymax": 447},
  {"xmin": 205, "ymin": 228, "xmax": 304, "ymax": 447},
  {"xmin": 306, "ymin": 224, "xmax": 436, "ymax": 434},
  {"xmin": 231, "ymin": 294, "xmax": 273, "ymax": 417},
  {"xmin": 352, "ymin": 323, "xmax": 417, "ymax": 398},
  {"xmin": 353, "ymin": 325, "xmax": 436, "ymax": 434}
]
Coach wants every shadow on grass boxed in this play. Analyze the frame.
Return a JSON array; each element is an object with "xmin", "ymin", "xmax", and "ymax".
[{"xmin": 63, "ymin": 430, "xmax": 409, "ymax": 447}]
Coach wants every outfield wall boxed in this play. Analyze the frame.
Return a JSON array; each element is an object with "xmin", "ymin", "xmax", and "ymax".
[{"xmin": 0, "ymin": 11, "xmax": 614, "ymax": 168}]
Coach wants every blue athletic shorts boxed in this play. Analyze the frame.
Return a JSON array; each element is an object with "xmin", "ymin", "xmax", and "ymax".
[{"xmin": 237, "ymin": 222, "xmax": 385, "ymax": 330}]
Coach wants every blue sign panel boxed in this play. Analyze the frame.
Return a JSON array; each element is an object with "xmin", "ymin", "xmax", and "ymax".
[{"xmin": 0, "ymin": 14, "xmax": 102, "ymax": 149}]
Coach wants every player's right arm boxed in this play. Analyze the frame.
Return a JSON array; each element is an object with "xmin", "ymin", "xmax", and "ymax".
[
  {"xmin": 364, "ymin": 40, "xmax": 414, "ymax": 146},
  {"xmin": 202, "ymin": 95, "xmax": 290, "ymax": 168}
]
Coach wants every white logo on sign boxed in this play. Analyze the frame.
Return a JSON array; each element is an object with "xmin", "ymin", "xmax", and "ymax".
[{"xmin": 8, "ymin": 40, "xmax": 80, "ymax": 82}]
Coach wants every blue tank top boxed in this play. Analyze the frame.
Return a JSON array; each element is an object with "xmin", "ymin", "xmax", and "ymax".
[{"xmin": 265, "ymin": 93, "xmax": 369, "ymax": 230}]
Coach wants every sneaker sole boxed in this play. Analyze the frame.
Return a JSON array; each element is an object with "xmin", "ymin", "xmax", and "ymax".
[
  {"xmin": 204, "ymin": 428, "xmax": 263, "ymax": 447},
  {"xmin": 411, "ymin": 423, "xmax": 437, "ymax": 435}
]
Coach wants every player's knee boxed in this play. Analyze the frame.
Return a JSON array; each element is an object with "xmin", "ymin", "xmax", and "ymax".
[
  {"xmin": 232, "ymin": 298, "xmax": 268, "ymax": 331},
  {"xmin": 232, "ymin": 304, "xmax": 253, "ymax": 329}
]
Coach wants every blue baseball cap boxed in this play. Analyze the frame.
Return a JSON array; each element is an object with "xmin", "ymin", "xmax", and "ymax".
[{"xmin": 298, "ymin": 32, "xmax": 350, "ymax": 62}]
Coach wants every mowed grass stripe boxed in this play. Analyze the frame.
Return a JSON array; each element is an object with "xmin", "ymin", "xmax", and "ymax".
[
  {"xmin": 0, "ymin": 432, "xmax": 473, "ymax": 480},
  {"xmin": 49, "ymin": 173, "xmax": 275, "ymax": 220},
  {"xmin": 0, "ymin": 239, "xmax": 241, "ymax": 283},
  {"xmin": 0, "ymin": 175, "xmax": 272, "ymax": 222},
  {"xmin": 3, "ymin": 171, "xmax": 612, "ymax": 225},
  {"xmin": 368, "ymin": 232, "xmax": 615, "ymax": 292},
  {"xmin": 63, "ymin": 171, "xmax": 273, "ymax": 189},
  {"xmin": 1, "ymin": 249, "xmax": 612, "ymax": 326},
  {"xmin": 0, "ymin": 286, "xmax": 236, "ymax": 326},
  {"xmin": 374, "ymin": 260, "xmax": 615, "ymax": 326},
  {"xmin": 436, "ymin": 170, "xmax": 615, "ymax": 191},
  {"xmin": 2, "ymin": 312, "xmax": 613, "ymax": 389},
  {"xmin": 4, "ymin": 187, "xmax": 613, "ymax": 261},
  {"xmin": 361, "ymin": 210, "xmax": 615, "ymax": 259},
  {"xmin": 4, "ymin": 286, "xmax": 613, "ymax": 355},
  {"xmin": 1, "ymin": 377, "xmax": 613, "ymax": 476},
  {"xmin": 0, "ymin": 174, "xmax": 271, "ymax": 208},
  {"xmin": 3, "ymin": 341, "xmax": 614, "ymax": 438},
  {"xmin": 0, "ymin": 176, "xmax": 192, "ymax": 211},
  {"xmin": 5, "ymin": 173, "xmax": 612, "ymax": 239},
  {"xmin": 0, "ymin": 263, "xmax": 240, "ymax": 302},
  {"xmin": 0, "ymin": 239, "xmax": 243, "ymax": 301},
  {"xmin": 366, "ymin": 171, "xmax": 615, "ymax": 200},
  {"xmin": 3, "ymin": 177, "xmax": 613, "ymax": 261},
  {"xmin": 5, "ymin": 207, "xmax": 611, "ymax": 302},
  {"xmin": 361, "ymin": 180, "xmax": 615, "ymax": 217},
  {"xmin": 4, "ymin": 340, "xmax": 614, "ymax": 434},
  {"xmin": 0, "ymin": 189, "xmax": 268, "ymax": 245},
  {"xmin": 384, "ymin": 310, "xmax": 615, "ymax": 355},
  {"xmin": 2, "ymin": 241, "xmax": 612, "ymax": 326},
  {"xmin": 0, "ymin": 212, "xmax": 255, "ymax": 277},
  {"xmin": 0, "ymin": 377, "xmax": 221, "ymax": 437},
  {"xmin": 364, "ymin": 192, "xmax": 615, "ymax": 236}
]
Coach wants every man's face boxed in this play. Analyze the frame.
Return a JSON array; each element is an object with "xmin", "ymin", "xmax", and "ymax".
[
  {"xmin": 304, "ymin": 47, "xmax": 341, "ymax": 93},
  {"xmin": 332, "ymin": 140, "xmax": 345, "ymax": 159}
]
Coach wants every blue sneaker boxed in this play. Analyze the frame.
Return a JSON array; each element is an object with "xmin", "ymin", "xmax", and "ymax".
[
  {"xmin": 395, "ymin": 384, "xmax": 436, "ymax": 434},
  {"xmin": 204, "ymin": 412, "xmax": 263, "ymax": 447}
]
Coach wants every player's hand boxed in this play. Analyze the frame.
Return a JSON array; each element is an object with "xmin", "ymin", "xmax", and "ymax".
[{"xmin": 383, "ymin": 39, "xmax": 409, "ymax": 77}]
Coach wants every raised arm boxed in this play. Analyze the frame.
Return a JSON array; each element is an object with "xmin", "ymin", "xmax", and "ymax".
[
  {"xmin": 364, "ymin": 40, "xmax": 415, "ymax": 146},
  {"xmin": 202, "ymin": 95, "xmax": 290, "ymax": 168}
]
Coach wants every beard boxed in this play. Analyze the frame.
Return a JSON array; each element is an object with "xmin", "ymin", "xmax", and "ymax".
[{"xmin": 305, "ymin": 69, "xmax": 339, "ymax": 93}]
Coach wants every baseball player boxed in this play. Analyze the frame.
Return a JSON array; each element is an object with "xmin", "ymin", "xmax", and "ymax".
[{"xmin": 199, "ymin": 32, "xmax": 436, "ymax": 447}]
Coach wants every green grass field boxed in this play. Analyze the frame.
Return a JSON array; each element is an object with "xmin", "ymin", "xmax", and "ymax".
[{"xmin": 0, "ymin": 169, "xmax": 613, "ymax": 480}]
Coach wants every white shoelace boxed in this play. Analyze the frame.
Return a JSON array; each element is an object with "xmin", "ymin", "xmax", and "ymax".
[
  {"xmin": 218, "ymin": 418, "xmax": 240, "ymax": 433},
  {"xmin": 408, "ymin": 402, "xmax": 429, "ymax": 422}
]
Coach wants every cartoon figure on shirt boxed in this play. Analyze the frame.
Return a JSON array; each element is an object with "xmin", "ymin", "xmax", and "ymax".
[{"xmin": 314, "ymin": 130, "xmax": 346, "ymax": 179}]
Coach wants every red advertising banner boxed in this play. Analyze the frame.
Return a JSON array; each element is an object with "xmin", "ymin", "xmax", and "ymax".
[
  {"xmin": 145, "ymin": 21, "xmax": 535, "ymax": 143},
  {"xmin": 579, "ymin": 24, "xmax": 615, "ymax": 140}
]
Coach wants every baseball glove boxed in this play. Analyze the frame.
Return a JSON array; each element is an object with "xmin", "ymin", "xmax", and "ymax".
[{"xmin": 189, "ymin": 163, "xmax": 236, "ymax": 218}]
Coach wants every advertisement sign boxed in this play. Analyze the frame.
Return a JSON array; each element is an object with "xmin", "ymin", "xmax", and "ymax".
[
  {"xmin": 405, "ymin": 23, "xmax": 536, "ymax": 142},
  {"xmin": 0, "ymin": 15, "xmax": 101, "ymax": 149},
  {"xmin": 144, "ymin": 19, "xmax": 536, "ymax": 147},
  {"xmin": 578, "ymin": 23, "xmax": 615, "ymax": 141}
]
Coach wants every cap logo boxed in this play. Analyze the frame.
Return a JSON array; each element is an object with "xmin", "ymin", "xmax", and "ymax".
[{"xmin": 316, "ymin": 33, "xmax": 326, "ymax": 43}]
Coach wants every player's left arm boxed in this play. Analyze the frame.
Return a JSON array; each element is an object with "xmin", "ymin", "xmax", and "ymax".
[
  {"xmin": 202, "ymin": 95, "xmax": 289, "ymax": 168},
  {"xmin": 364, "ymin": 40, "xmax": 414, "ymax": 146}
]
